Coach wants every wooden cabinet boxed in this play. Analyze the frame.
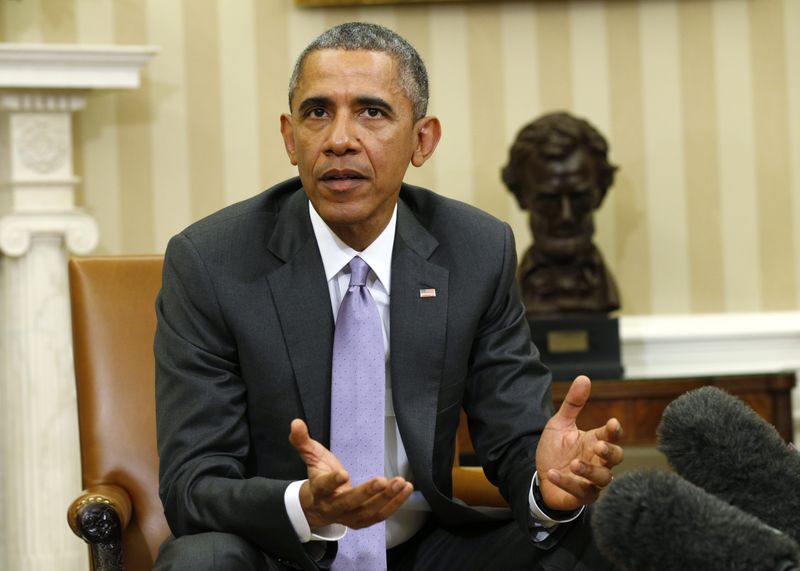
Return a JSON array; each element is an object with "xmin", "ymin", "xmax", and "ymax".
[
  {"xmin": 552, "ymin": 372, "xmax": 796, "ymax": 445},
  {"xmin": 458, "ymin": 371, "xmax": 796, "ymax": 462}
]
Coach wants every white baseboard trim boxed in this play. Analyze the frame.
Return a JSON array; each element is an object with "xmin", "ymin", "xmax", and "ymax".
[{"xmin": 619, "ymin": 311, "xmax": 800, "ymax": 440}]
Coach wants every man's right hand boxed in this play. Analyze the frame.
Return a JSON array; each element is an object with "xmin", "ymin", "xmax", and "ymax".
[{"xmin": 288, "ymin": 419, "xmax": 413, "ymax": 529}]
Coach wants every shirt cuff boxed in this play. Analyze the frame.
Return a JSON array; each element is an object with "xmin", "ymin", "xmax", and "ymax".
[
  {"xmin": 528, "ymin": 471, "xmax": 585, "ymax": 528},
  {"xmin": 284, "ymin": 480, "xmax": 347, "ymax": 543}
]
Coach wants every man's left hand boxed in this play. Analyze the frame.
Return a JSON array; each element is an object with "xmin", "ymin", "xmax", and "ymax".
[{"xmin": 535, "ymin": 375, "xmax": 624, "ymax": 512}]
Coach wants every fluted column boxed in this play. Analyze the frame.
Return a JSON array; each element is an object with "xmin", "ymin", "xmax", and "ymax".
[{"xmin": 0, "ymin": 91, "xmax": 98, "ymax": 571}]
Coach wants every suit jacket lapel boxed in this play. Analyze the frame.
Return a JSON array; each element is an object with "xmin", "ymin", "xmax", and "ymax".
[
  {"xmin": 390, "ymin": 199, "xmax": 449, "ymax": 488},
  {"xmin": 266, "ymin": 190, "xmax": 334, "ymax": 444},
  {"xmin": 264, "ymin": 188, "xmax": 450, "ymax": 461}
]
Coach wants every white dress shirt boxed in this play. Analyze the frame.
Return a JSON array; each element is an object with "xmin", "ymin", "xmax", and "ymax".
[{"xmin": 284, "ymin": 201, "xmax": 581, "ymax": 549}]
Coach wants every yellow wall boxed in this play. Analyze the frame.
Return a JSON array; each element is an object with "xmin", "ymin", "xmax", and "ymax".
[{"xmin": 2, "ymin": 0, "xmax": 799, "ymax": 315}]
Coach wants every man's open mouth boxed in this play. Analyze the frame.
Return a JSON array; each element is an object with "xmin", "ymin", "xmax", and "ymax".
[{"xmin": 321, "ymin": 170, "xmax": 366, "ymax": 182}]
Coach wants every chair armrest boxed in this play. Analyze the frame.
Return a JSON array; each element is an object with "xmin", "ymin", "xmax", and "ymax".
[
  {"xmin": 67, "ymin": 484, "xmax": 133, "ymax": 571},
  {"xmin": 451, "ymin": 466, "xmax": 508, "ymax": 508}
]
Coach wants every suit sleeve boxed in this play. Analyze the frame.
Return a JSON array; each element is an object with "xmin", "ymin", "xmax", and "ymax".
[
  {"xmin": 460, "ymin": 223, "xmax": 564, "ymax": 545},
  {"xmin": 155, "ymin": 233, "xmax": 334, "ymax": 570}
]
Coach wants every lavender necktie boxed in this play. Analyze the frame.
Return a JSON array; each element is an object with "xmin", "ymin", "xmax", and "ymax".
[{"xmin": 330, "ymin": 256, "xmax": 386, "ymax": 571}]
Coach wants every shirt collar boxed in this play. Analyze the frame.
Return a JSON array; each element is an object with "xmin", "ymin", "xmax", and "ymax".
[{"xmin": 308, "ymin": 201, "xmax": 396, "ymax": 293}]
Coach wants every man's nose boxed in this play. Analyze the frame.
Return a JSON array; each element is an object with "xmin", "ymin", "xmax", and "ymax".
[{"xmin": 325, "ymin": 114, "xmax": 360, "ymax": 156}]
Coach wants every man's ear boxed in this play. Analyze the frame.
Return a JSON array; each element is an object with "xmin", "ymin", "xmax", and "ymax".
[
  {"xmin": 280, "ymin": 113, "xmax": 298, "ymax": 166},
  {"xmin": 411, "ymin": 116, "xmax": 441, "ymax": 168}
]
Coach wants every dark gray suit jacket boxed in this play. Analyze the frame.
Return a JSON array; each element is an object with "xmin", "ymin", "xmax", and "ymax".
[{"xmin": 155, "ymin": 177, "xmax": 554, "ymax": 569}]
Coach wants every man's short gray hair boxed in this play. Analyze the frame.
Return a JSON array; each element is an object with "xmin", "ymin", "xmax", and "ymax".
[{"xmin": 288, "ymin": 22, "xmax": 429, "ymax": 121}]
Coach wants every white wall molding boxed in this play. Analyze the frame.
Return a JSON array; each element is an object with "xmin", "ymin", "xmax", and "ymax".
[
  {"xmin": 620, "ymin": 312, "xmax": 800, "ymax": 441},
  {"xmin": 621, "ymin": 312, "xmax": 800, "ymax": 378},
  {"xmin": 0, "ymin": 44, "xmax": 159, "ymax": 89}
]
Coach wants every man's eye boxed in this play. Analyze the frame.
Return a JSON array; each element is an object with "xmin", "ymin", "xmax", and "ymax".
[
  {"xmin": 308, "ymin": 108, "xmax": 327, "ymax": 118},
  {"xmin": 363, "ymin": 108, "xmax": 383, "ymax": 118}
]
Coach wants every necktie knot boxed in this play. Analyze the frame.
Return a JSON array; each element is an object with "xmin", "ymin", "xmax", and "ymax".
[{"xmin": 348, "ymin": 256, "xmax": 370, "ymax": 288}]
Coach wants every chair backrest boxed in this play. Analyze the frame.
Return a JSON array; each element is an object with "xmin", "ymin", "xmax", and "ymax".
[{"xmin": 69, "ymin": 256, "xmax": 169, "ymax": 571}]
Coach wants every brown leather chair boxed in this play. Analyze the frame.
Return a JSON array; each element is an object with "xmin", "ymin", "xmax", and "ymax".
[
  {"xmin": 68, "ymin": 256, "xmax": 169, "ymax": 571},
  {"xmin": 67, "ymin": 256, "xmax": 503, "ymax": 571}
]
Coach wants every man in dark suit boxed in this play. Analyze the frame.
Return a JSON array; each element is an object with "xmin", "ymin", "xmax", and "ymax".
[{"xmin": 154, "ymin": 22, "xmax": 622, "ymax": 570}]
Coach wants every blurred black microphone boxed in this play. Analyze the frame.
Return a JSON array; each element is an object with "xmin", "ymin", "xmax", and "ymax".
[
  {"xmin": 657, "ymin": 386, "xmax": 800, "ymax": 543},
  {"xmin": 592, "ymin": 470, "xmax": 800, "ymax": 571}
]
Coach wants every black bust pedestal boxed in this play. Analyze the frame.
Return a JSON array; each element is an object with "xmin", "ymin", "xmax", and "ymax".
[{"xmin": 528, "ymin": 315, "xmax": 623, "ymax": 381}]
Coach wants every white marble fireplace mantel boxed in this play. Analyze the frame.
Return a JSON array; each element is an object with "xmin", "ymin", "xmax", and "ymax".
[{"xmin": 0, "ymin": 42, "xmax": 156, "ymax": 571}]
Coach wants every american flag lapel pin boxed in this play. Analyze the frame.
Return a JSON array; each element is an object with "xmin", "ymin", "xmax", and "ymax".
[{"xmin": 419, "ymin": 288, "xmax": 436, "ymax": 299}]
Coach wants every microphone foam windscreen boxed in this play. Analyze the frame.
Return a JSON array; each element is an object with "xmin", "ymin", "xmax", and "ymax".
[
  {"xmin": 657, "ymin": 386, "xmax": 800, "ymax": 542},
  {"xmin": 592, "ymin": 470, "xmax": 800, "ymax": 571}
]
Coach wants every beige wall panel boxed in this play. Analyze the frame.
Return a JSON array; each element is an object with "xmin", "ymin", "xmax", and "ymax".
[
  {"xmin": 713, "ymin": 0, "xmax": 761, "ymax": 311},
  {"xmin": 465, "ymin": 5, "xmax": 507, "ymax": 222},
  {"xmin": 14, "ymin": 0, "xmax": 795, "ymax": 314},
  {"xmin": 640, "ymin": 0, "xmax": 690, "ymax": 313},
  {"xmin": 569, "ymin": 1, "xmax": 610, "ymax": 134},
  {"xmin": 76, "ymin": 1, "xmax": 121, "ymax": 255},
  {"xmin": 219, "ymin": 0, "xmax": 262, "ymax": 208},
  {"xmin": 42, "ymin": 0, "xmax": 76, "ymax": 43},
  {"xmin": 786, "ymin": 0, "xmax": 800, "ymax": 308},
  {"xmin": 78, "ymin": 94, "xmax": 123, "ymax": 255},
  {"xmin": 288, "ymin": 4, "xmax": 327, "ymax": 67},
  {"xmin": 2, "ymin": 0, "xmax": 42, "ymax": 42},
  {"xmin": 183, "ymin": 0, "xmax": 225, "ymax": 223},
  {"xmin": 114, "ymin": 0, "xmax": 155, "ymax": 255},
  {"xmin": 678, "ymin": 2, "xmax": 725, "ymax": 313},
  {"xmin": 355, "ymin": 5, "xmax": 396, "ymax": 27},
  {"xmin": 569, "ymin": 0, "xmax": 617, "ymax": 277},
  {"xmin": 678, "ymin": 0, "xmax": 724, "ymax": 313},
  {"xmin": 607, "ymin": 0, "xmax": 650, "ymax": 315},
  {"xmin": 255, "ymin": 0, "xmax": 294, "ymax": 190},
  {"xmin": 75, "ymin": 0, "xmax": 112, "ymax": 43},
  {"xmin": 500, "ymin": 2, "xmax": 539, "ymax": 260},
  {"xmin": 427, "ymin": 6, "xmax": 473, "ymax": 207},
  {"xmin": 535, "ymin": 1, "xmax": 572, "ymax": 113},
  {"xmin": 396, "ymin": 7, "xmax": 438, "ymax": 193},
  {"xmin": 749, "ymin": 0, "xmax": 797, "ymax": 310},
  {"xmin": 146, "ymin": 0, "xmax": 191, "ymax": 252},
  {"xmin": 324, "ymin": 6, "xmax": 361, "ymax": 28}
]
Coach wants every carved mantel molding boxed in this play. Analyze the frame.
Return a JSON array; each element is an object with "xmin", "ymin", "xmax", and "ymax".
[
  {"xmin": 0, "ymin": 212, "xmax": 98, "ymax": 257},
  {"xmin": 0, "ymin": 92, "xmax": 87, "ymax": 112}
]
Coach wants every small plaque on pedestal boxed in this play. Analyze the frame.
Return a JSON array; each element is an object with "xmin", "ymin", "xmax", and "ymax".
[{"xmin": 529, "ymin": 316, "xmax": 623, "ymax": 381}]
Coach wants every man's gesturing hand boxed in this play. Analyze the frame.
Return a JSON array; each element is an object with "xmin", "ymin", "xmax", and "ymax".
[
  {"xmin": 289, "ymin": 419, "xmax": 413, "ymax": 529},
  {"xmin": 535, "ymin": 376, "xmax": 624, "ymax": 512}
]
